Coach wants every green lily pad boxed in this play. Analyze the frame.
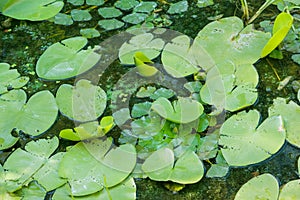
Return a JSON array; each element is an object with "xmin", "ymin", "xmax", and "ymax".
[
  {"xmin": 80, "ymin": 28, "xmax": 100, "ymax": 38},
  {"xmin": 4, "ymin": 137, "xmax": 59, "ymax": 192},
  {"xmin": 136, "ymin": 86, "xmax": 156, "ymax": 98},
  {"xmin": 133, "ymin": 51, "xmax": 158, "ymax": 77},
  {"xmin": 36, "ymin": 37, "xmax": 101, "ymax": 80},
  {"xmin": 131, "ymin": 102, "xmax": 152, "ymax": 118},
  {"xmin": 152, "ymin": 97, "xmax": 204, "ymax": 124},
  {"xmin": 142, "ymin": 148, "xmax": 204, "ymax": 184},
  {"xmin": 292, "ymin": 54, "xmax": 300, "ymax": 65},
  {"xmin": 119, "ymin": 33, "xmax": 165, "ymax": 65},
  {"xmin": 0, "ymin": 63, "xmax": 29, "ymax": 94},
  {"xmin": 59, "ymin": 139, "xmax": 136, "ymax": 196},
  {"xmin": 194, "ymin": 17, "xmax": 270, "ymax": 68},
  {"xmin": 86, "ymin": 0, "xmax": 104, "ymax": 6},
  {"xmin": 197, "ymin": 0, "xmax": 214, "ymax": 8},
  {"xmin": 150, "ymin": 88, "xmax": 175, "ymax": 100},
  {"xmin": 134, "ymin": 2, "xmax": 157, "ymax": 13},
  {"xmin": 0, "ymin": 90, "xmax": 58, "ymax": 150},
  {"xmin": 0, "ymin": 164, "xmax": 21, "ymax": 199},
  {"xmin": 98, "ymin": 19, "xmax": 125, "ymax": 30},
  {"xmin": 71, "ymin": 9, "xmax": 92, "ymax": 21},
  {"xmin": 54, "ymin": 13, "xmax": 73, "ymax": 25},
  {"xmin": 115, "ymin": 0, "xmax": 139, "ymax": 11},
  {"xmin": 167, "ymin": 1, "xmax": 188, "ymax": 14},
  {"xmin": 278, "ymin": 179, "xmax": 300, "ymax": 200},
  {"xmin": 269, "ymin": 97, "xmax": 300, "ymax": 148},
  {"xmin": 98, "ymin": 7, "xmax": 123, "ymax": 18},
  {"xmin": 21, "ymin": 181, "xmax": 46, "ymax": 200},
  {"xmin": 122, "ymin": 13, "xmax": 148, "ymax": 24},
  {"xmin": 67, "ymin": 0, "xmax": 83, "ymax": 6},
  {"xmin": 1, "ymin": 0, "xmax": 64, "ymax": 21},
  {"xmin": 161, "ymin": 35, "xmax": 200, "ymax": 77},
  {"xmin": 234, "ymin": 173, "xmax": 279, "ymax": 200},
  {"xmin": 219, "ymin": 110, "xmax": 286, "ymax": 166},
  {"xmin": 56, "ymin": 79, "xmax": 107, "ymax": 122}
]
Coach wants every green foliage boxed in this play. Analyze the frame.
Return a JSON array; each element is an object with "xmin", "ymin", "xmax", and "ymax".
[
  {"xmin": 115, "ymin": 0, "xmax": 139, "ymax": 11},
  {"xmin": 197, "ymin": 0, "xmax": 214, "ymax": 8},
  {"xmin": 98, "ymin": 7, "xmax": 123, "ymax": 18},
  {"xmin": 36, "ymin": 37, "xmax": 101, "ymax": 80},
  {"xmin": 70, "ymin": 9, "xmax": 92, "ymax": 21},
  {"xmin": 56, "ymin": 79, "xmax": 107, "ymax": 122},
  {"xmin": 1, "ymin": 0, "xmax": 64, "ymax": 21},
  {"xmin": 167, "ymin": 1, "xmax": 189, "ymax": 14},
  {"xmin": 134, "ymin": 2, "xmax": 157, "ymax": 13},
  {"xmin": 122, "ymin": 13, "xmax": 148, "ymax": 24},
  {"xmin": 54, "ymin": 13, "xmax": 73, "ymax": 25},
  {"xmin": 98, "ymin": 19, "xmax": 125, "ymax": 30},
  {"xmin": 80, "ymin": 28, "xmax": 100, "ymax": 38},
  {"xmin": 133, "ymin": 51, "xmax": 158, "ymax": 77}
]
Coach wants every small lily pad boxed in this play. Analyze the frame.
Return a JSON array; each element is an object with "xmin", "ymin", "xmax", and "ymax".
[
  {"xmin": 136, "ymin": 86, "xmax": 156, "ymax": 98},
  {"xmin": 115, "ymin": 0, "xmax": 139, "ymax": 11},
  {"xmin": 98, "ymin": 19, "xmax": 125, "ymax": 30},
  {"xmin": 80, "ymin": 28, "xmax": 100, "ymax": 38},
  {"xmin": 0, "ymin": 63, "xmax": 29, "ymax": 94},
  {"xmin": 21, "ymin": 181, "xmax": 46, "ymax": 200},
  {"xmin": 67, "ymin": 0, "xmax": 84, "ymax": 6},
  {"xmin": 131, "ymin": 102, "xmax": 152, "ymax": 118},
  {"xmin": 197, "ymin": 0, "xmax": 214, "ymax": 8},
  {"xmin": 98, "ymin": 7, "xmax": 123, "ymax": 18},
  {"xmin": 234, "ymin": 173, "xmax": 279, "ymax": 200},
  {"xmin": 167, "ymin": 1, "xmax": 188, "ymax": 14},
  {"xmin": 150, "ymin": 88, "xmax": 175, "ymax": 100},
  {"xmin": 151, "ymin": 97, "xmax": 204, "ymax": 124},
  {"xmin": 134, "ymin": 2, "xmax": 157, "ymax": 13},
  {"xmin": 36, "ymin": 37, "xmax": 101, "ymax": 80},
  {"xmin": 219, "ymin": 110, "xmax": 286, "ymax": 166},
  {"xmin": 122, "ymin": 13, "xmax": 148, "ymax": 24},
  {"xmin": 86, "ymin": 0, "xmax": 104, "ymax": 6},
  {"xmin": 54, "ymin": 13, "xmax": 73, "ymax": 25},
  {"xmin": 56, "ymin": 79, "xmax": 107, "ymax": 122},
  {"xmin": 71, "ymin": 9, "xmax": 92, "ymax": 21},
  {"xmin": 119, "ymin": 33, "xmax": 165, "ymax": 65}
]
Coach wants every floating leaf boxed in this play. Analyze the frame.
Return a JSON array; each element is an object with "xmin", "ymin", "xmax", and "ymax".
[
  {"xmin": 134, "ymin": 2, "xmax": 157, "ymax": 13},
  {"xmin": 197, "ymin": 0, "xmax": 214, "ymax": 8},
  {"xmin": 136, "ymin": 86, "xmax": 156, "ymax": 98},
  {"xmin": 119, "ymin": 33, "xmax": 165, "ymax": 65},
  {"xmin": 234, "ymin": 173, "xmax": 279, "ymax": 200},
  {"xmin": 150, "ymin": 88, "xmax": 175, "ymax": 100},
  {"xmin": 292, "ymin": 54, "xmax": 300, "ymax": 65},
  {"xmin": 278, "ymin": 179, "xmax": 300, "ymax": 200},
  {"xmin": 122, "ymin": 13, "xmax": 148, "ymax": 24},
  {"xmin": 4, "ymin": 137, "xmax": 59, "ymax": 192},
  {"xmin": 54, "ymin": 13, "xmax": 73, "ymax": 25},
  {"xmin": 142, "ymin": 148, "xmax": 204, "ymax": 184},
  {"xmin": 98, "ymin": 19, "xmax": 125, "ymax": 30},
  {"xmin": 0, "ymin": 63, "xmax": 29, "ymax": 94},
  {"xmin": 0, "ymin": 90, "xmax": 58, "ymax": 150},
  {"xmin": 151, "ymin": 97, "xmax": 204, "ymax": 124},
  {"xmin": 131, "ymin": 102, "xmax": 152, "ymax": 118},
  {"xmin": 134, "ymin": 51, "xmax": 158, "ymax": 77},
  {"xmin": 36, "ymin": 37, "xmax": 101, "ymax": 80},
  {"xmin": 161, "ymin": 35, "xmax": 200, "ymax": 77},
  {"xmin": 113, "ymin": 108, "xmax": 131, "ymax": 126},
  {"xmin": 167, "ymin": 1, "xmax": 188, "ymax": 14},
  {"xmin": 80, "ymin": 28, "xmax": 100, "ymax": 38},
  {"xmin": 115, "ymin": 0, "xmax": 139, "ymax": 11},
  {"xmin": 269, "ymin": 97, "xmax": 300, "ymax": 147},
  {"xmin": 261, "ymin": 12, "xmax": 294, "ymax": 57},
  {"xmin": 219, "ymin": 110, "xmax": 286, "ymax": 166},
  {"xmin": 206, "ymin": 164, "xmax": 229, "ymax": 178},
  {"xmin": 0, "ymin": 164, "xmax": 21, "ymax": 199},
  {"xmin": 21, "ymin": 181, "xmax": 46, "ymax": 200},
  {"xmin": 71, "ymin": 9, "xmax": 92, "ymax": 21},
  {"xmin": 1, "ymin": 0, "xmax": 64, "ymax": 21},
  {"xmin": 59, "ymin": 139, "xmax": 136, "ymax": 196},
  {"xmin": 67, "ymin": 0, "xmax": 84, "ymax": 6},
  {"xmin": 56, "ymin": 79, "xmax": 107, "ymax": 122},
  {"xmin": 86, "ymin": 0, "xmax": 104, "ymax": 6},
  {"xmin": 98, "ymin": 7, "xmax": 123, "ymax": 18}
]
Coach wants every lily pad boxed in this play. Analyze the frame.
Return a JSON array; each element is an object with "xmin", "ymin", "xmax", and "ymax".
[
  {"xmin": 70, "ymin": 9, "xmax": 92, "ymax": 21},
  {"xmin": 4, "ymin": 137, "xmax": 59, "ymax": 192},
  {"xmin": 131, "ymin": 102, "xmax": 152, "ymax": 118},
  {"xmin": 292, "ymin": 54, "xmax": 300, "ymax": 65},
  {"xmin": 59, "ymin": 139, "xmax": 136, "ymax": 196},
  {"xmin": 197, "ymin": 0, "xmax": 214, "ymax": 8},
  {"xmin": 80, "ymin": 28, "xmax": 100, "ymax": 38},
  {"xmin": 152, "ymin": 97, "xmax": 204, "ymax": 124},
  {"xmin": 21, "ymin": 181, "xmax": 46, "ymax": 200},
  {"xmin": 119, "ymin": 33, "xmax": 165, "ymax": 65},
  {"xmin": 234, "ymin": 173, "xmax": 279, "ymax": 200},
  {"xmin": 0, "ymin": 164, "xmax": 21, "ymax": 199},
  {"xmin": 54, "ymin": 13, "xmax": 73, "ymax": 25},
  {"xmin": 1, "ymin": 0, "xmax": 64, "ymax": 21},
  {"xmin": 142, "ymin": 148, "xmax": 204, "ymax": 184},
  {"xmin": 122, "ymin": 13, "xmax": 148, "ymax": 24},
  {"xmin": 136, "ymin": 86, "xmax": 156, "ymax": 98},
  {"xmin": 0, "ymin": 63, "xmax": 29, "ymax": 94},
  {"xmin": 167, "ymin": 1, "xmax": 188, "ymax": 14},
  {"xmin": 98, "ymin": 19, "xmax": 125, "ymax": 30},
  {"xmin": 269, "ymin": 97, "xmax": 300, "ymax": 147},
  {"xmin": 150, "ymin": 88, "xmax": 175, "ymax": 100},
  {"xmin": 0, "ymin": 90, "xmax": 58, "ymax": 150},
  {"xmin": 86, "ymin": 0, "xmax": 104, "ymax": 6},
  {"xmin": 134, "ymin": 2, "xmax": 157, "ymax": 13},
  {"xmin": 67, "ymin": 0, "xmax": 83, "ymax": 6},
  {"xmin": 56, "ymin": 79, "xmax": 107, "ymax": 122},
  {"xmin": 98, "ymin": 7, "xmax": 122, "ymax": 18},
  {"xmin": 219, "ymin": 110, "xmax": 286, "ymax": 166},
  {"xmin": 278, "ymin": 179, "xmax": 300, "ymax": 200},
  {"xmin": 36, "ymin": 37, "xmax": 101, "ymax": 80},
  {"xmin": 115, "ymin": 0, "xmax": 139, "ymax": 11}
]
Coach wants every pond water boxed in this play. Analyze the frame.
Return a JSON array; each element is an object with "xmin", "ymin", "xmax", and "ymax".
[{"xmin": 0, "ymin": 0, "xmax": 299, "ymax": 199}]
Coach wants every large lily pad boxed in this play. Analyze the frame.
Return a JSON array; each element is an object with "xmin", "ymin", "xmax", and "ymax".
[
  {"xmin": 151, "ymin": 97, "xmax": 204, "ymax": 124},
  {"xmin": 193, "ymin": 16, "xmax": 270, "ymax": 67},
  {"xmin": 59, "ymin": 139, "xmax": 136, "ymax": 196},
  {"xmin": 0, "ymin": 89, "xmax": 58, "ymax": 150},
  {"xmin": 4, "ymin": 137, "xmax": 59, "ymax": 192},
  {"xmin": 142, "ymin": 148, "xmax": 204, "ymax": 184},
  {"xmin": 234, "ymin": 173, "xmax": 279, "ymax": 200},
  {"xmin": 219, "ymin": 110, "xmax": 286, "ymax": 166},
  {"xmin": 36, "ymin": 37, "xmax": 101, "ymax": 80},
  {"xmin": 269, "ymin": 98, "xmax": 300, "ymax": 147},
  {"xmin": 56, "ymin": 79, "xmax": 107, "ymax": 122},
  {"xmin": 119, "ymin": 33, "xmax": 165, "ymax": 65},
  {"xmin": 278, "ymin": 179, "xmax": 300, "ymax": 200},
  {"xmin": 1, "ymin": 0, "xmax": 64, "ymax": 21},
  {"xmin": 0, "ymin": 63, "xmax": 29, "ymax": 94}
]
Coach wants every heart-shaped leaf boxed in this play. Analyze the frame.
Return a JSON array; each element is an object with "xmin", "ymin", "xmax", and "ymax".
[
  {"xmin": 151, "ymin": 97, "xmax": 204, "ymax": 124},
  {"xmin": 56, "ymin": 79, "xmax": 107, "ymax": 122},
  {"xmin": 0, "ymin": 90, "xmax": 58, "ymax": 150},
  {"xmin": 36, "ymin": 37, "xmax": 101, "ymax": 80},
  {"xmin": 219, "ymin": 110, "xmax": 286, "ymax": 166}
]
